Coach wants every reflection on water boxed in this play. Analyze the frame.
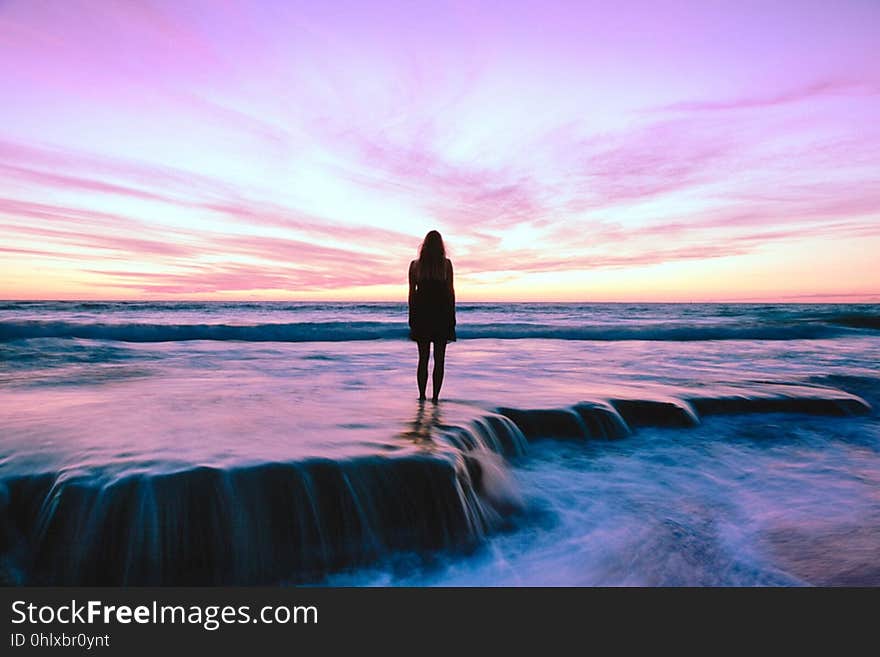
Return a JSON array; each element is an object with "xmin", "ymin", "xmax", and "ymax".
[{"xmin": 398, "ymin": 401, "xmax": 445, "ymax": 448}]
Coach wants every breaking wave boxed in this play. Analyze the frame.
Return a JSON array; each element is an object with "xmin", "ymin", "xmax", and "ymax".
[{"xmin": 1, "ymin": 318, "xmax": 875, "ymax": 343}]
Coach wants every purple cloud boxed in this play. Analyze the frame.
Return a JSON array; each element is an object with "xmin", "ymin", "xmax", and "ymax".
[{"xmin": 656, "ymin": 79, "xmax": 878, "ymax": 113}]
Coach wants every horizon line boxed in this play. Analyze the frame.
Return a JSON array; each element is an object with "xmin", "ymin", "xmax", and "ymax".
[{"xmin": 3, "ymin": 296, "xmax": 879, "ymax": 305}]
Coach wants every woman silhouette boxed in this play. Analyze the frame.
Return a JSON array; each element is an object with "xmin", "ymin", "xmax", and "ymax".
[{"xmin": 408, "ymin": 230, "xmax": 456, "ymax": 402}]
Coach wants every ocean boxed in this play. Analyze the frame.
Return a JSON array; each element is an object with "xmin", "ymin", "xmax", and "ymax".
[{"xmin": 1, "ymin": 301, "xmax": 879, "ymax": 586}]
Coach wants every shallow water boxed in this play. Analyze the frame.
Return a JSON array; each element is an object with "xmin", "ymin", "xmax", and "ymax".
[
  {"xmin": 331, "ymin": 414, "xmax": 880, "ymax": 586},
  {"xmin": 1, "ymin": 302, "xmax": 878, "ymax": 585}
]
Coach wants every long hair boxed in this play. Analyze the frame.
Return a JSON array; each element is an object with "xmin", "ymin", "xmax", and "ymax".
[{"xmin": 415, "ymin": 230, "xmax": 447, "ymax": 280}]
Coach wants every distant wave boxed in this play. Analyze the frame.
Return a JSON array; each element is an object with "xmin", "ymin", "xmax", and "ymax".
[
  {"xmin": 824, "ymin": 313, "xmax": 880, "ymax": 330},
  {"xmin": 0, "ymin": 320, "xmax": 399, "ymax": 343},
  {"xmin": 1, "ymin": 319, "xmax": 875, "ymax": 343}
]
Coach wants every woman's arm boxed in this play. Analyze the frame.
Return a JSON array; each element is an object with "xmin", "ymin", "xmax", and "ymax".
[
  {"xmin": 408, "ymin": 260, "xmax": 417, "ymax": 325},
  {"xmin": 447, "ymin": 259, "xmax": 456, "ymax": 325}
]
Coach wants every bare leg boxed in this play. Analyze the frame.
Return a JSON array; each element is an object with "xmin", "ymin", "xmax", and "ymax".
[
  {"xmin": 431, "ymin": 340, "xmax": 446, "ymax": 403},
  {"xmin": 417, "ymin": 341, "xmax": 430, "ymax": 401}
]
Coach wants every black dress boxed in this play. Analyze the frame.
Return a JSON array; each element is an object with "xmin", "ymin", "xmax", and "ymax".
[{"xmin": 409, "ymin": 261, "xmax": 456, "ymax": 343}]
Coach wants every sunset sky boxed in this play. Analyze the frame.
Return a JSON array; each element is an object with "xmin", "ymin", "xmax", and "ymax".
[{"xmin": 1, "ymin": 0, "xmax": 878, "ymax": 301}]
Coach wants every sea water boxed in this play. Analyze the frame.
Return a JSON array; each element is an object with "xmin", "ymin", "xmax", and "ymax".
[{"xmin": 1, "ymin": 302, "xmax": 878, "ymax": 585}]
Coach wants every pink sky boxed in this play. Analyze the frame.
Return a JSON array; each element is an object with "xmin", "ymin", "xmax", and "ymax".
[{"xmin": 1, "ymin": 0, "xmax": 878, "ymax": 301}]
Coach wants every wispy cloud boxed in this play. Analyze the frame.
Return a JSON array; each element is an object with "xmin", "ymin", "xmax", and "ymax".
[
  {"xmin": 1, "ymin": 0, "xmax": 879, "ymax": 299},
  {"xmin": 655, "ymin": 79, "xmax": 878, "ymax": 113}
]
